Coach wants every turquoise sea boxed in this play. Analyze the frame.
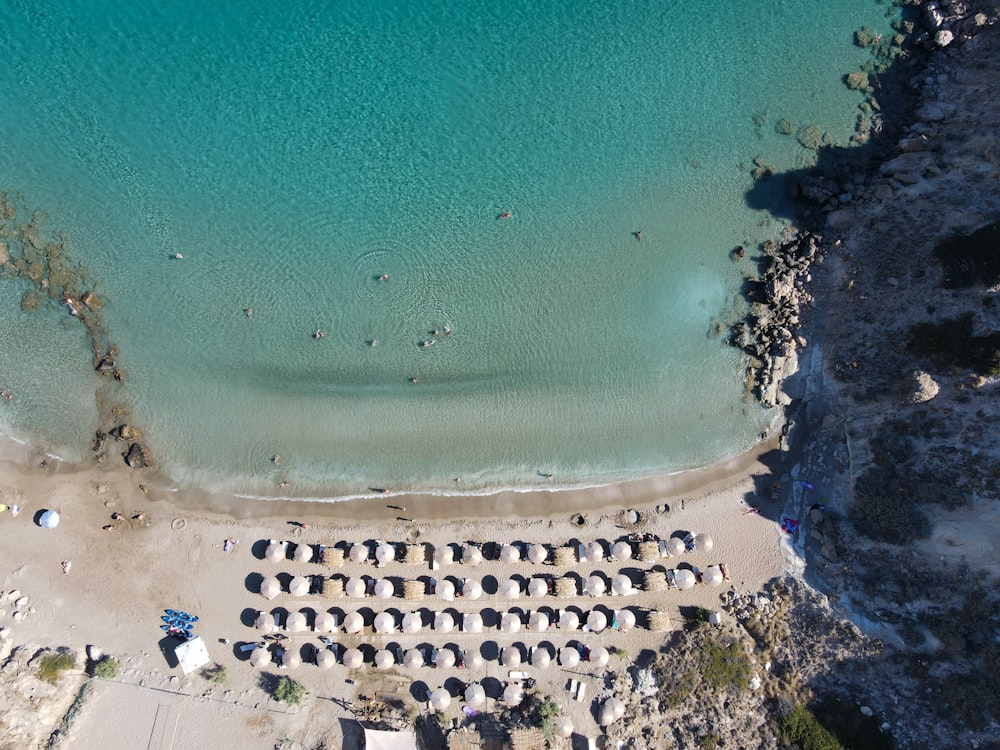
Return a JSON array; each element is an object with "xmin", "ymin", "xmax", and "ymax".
[{"xmin": 0, "ymin": 1, "xmax": 893, "ymax": 499}]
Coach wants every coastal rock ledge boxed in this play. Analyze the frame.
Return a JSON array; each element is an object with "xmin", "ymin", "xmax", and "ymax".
[{"xmin": 123, "ymin": 442, "xmax": 153, "ymax": 469}]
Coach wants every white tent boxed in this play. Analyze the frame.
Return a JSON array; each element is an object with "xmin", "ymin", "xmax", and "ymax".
[
  {"xmin": 374, "ymin": 612, "xmax": 396, "ymax": 634},
  {"xmin": 611, "ymin": 574, "xmax": 634, "ymax": 596},
  {"xmin": 528, "ymin": 611, "xmax": 549, "ymax": 632},
  {"xmin": 500, "ymin": 544, "xmax": 520, "ymax": 564},
  {"xmin": 259, "ymin": 576, "xmax": 281, "ymax": 600},
  {"xmin": 342, "ymin": 648, "xmax": 364, "ymax": 669},
  {"xmin": 437, "ymin": 579, "xmax": 456, "ymax": 601},
  {"xmin": 465, "ymin": 682, "xmax": 486, "ymax": 707},
  {"xmin": 375, "ymin": 649, "xmax": 395, "ymax": 669},
  {"xmin": 362, "ymin": 727, "xmax": 418, "ymax": 750},
  {"xmin": 587, "ymin": 610, "xmax": 608, "ymax": 633},
  {"xmin": 590, "ymin": 646, "xmax": 610, "ymax": 668},
  {"xmin": 463, "ymin": 613, "xmax": 484, "ymax": 633},
  {"xmin": 316, "ymin": 649, "xmax": 336, "ymax": 670},
  {"xmin": 429, "ymin": 688, "xmax": 451, "ymax": 712},
  {"xmin": 559, "ymin": 647, "xmax": 580, "ymax": 668},
  {"xmin": 500, "ymin": 579, "xmax": 521, "ymax": 600},
  {"xmin": 612, "ymin": 541, "xmax": 632, "ymax": 561},
  {"xmin": 500, "ymin": 612, "xmax": 521, "ymax": 634},
  {"xmin": 175, "ymin": 636, "xmax": 211, "ymax": 676},
  {"xmin": 350, "ymin": 543, "xmax": 369, "ymax": 563},
  {"xmin": 702, "ymin": 566, "xmax": 724, "ymax": 587},
  {"xmin": 39, "ymin": 510, "xmax": 60, "ymax": 529},
  {"xmin": 343, "ymin": 611, "xmax": 364, "ymax": 634},
  {"xmin": 289, "ymin": 576, "xmax": 310, "ymax": 597},
  {"xmin": 374, "ymin": 579, "xmax": 395, "ymax": 599},
  {"xmin": 527, "ymin": 578, "xmax": 548, "ymax": 598},
  {"xmin": 503, "ymin": 684, "xmax": 524, "ymax": 706},
  {"xmin": 286, "ymin": 611, "xmax": 308, "ymax": 633},
  {"xmin": 462, "ymin": 579, "xmax": 483, "ymax": 600},
  {"xmin": 528, "ymin": 544, "xmax": 547, "ymax": 564},
  {"xmin": 293, "ymin": 543, "xmax": 312, "ymax": 564},
  {"xmin": 402, "ymin": 612, "xmax": 422, "ymax": 634},
  {"xmin": 585, "ymin": 575, "xmax": 606, "ymax": 597},
  {"xmin": 501, "ymin": 647, "xmax": 521, "ymax": 668},
  {"xmin": 434, "ymin": 648, "xmax": 456, "ymax": 668}
]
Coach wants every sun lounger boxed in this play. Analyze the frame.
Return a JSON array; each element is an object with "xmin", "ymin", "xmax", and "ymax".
[
  {"xmin": 509, "ymin": 671, "xmax": 528, "ymax": 681},
  {"xmin": 575, "ymin": 681, "xmax": 587, "ymax": 702},
  {"xmin": 568, "ymin": 679, "xmax": 579, "ymax": 697},
  {"xmin": 666, "ymin": 569, "xmax": 678, "ymax": 589},
  {"xmin": 239, "ymin": 642, "xmax": 261, "ymax": 653},
  {"xmin": 577, "ymin": 543, "xmax": 586, "ymax": 562},
  {"xmin": 659, "ymin": 539, "xmax": 668, "ymax": 557}
]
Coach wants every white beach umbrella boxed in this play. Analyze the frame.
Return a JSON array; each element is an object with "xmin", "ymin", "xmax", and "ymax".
[
  {"xmin": 462, "ymin": 545, "xmax": 483, "ymax": 566},
  {"xmin": 585, "ymin": 575, "xmax": 606, "ymax": 597},
  {"xmin": 259, "ymin": 576, "xmax": 281, "ymax": 600},
  {"xmin": 559, "ymin": 610, "xmax": 579, "ymax": 631},
  {"xmin": 250, "ymin": 646, "xmax": 270, "ymax": 668},
  {"xmin": 584, "ymin": 541, "xmax": 604, "ymax": 563},
  {"xmin": 462, "ymin": 579, "xmax": 483, "ymax": 600},
  {"xmin": 39, "ymin": 510, "xmax": 60, "ymax": 529},
  {"xmin": 559, "ymin": 647, "xmax": 580, "ymax": 668},
  {"xmin": 286, "ymin": 611, "xmax": 308, "ymax": 633},
  {"xmin": 343, "ymin": 611, "xmax": 364, "ymax": 634},
  {"xmin": 346, "ymin": 577, "xmax": 366, "ymax": 598},
  {"xmin": 600, "ymin": 697, "xmax": 625, "ymax": 726},
  {"xmin": 376, "ymin": 543, "xmax": 396, "ymax": 566},
  {"xmin": 528, "ymin": 578, "xmax": 548, "ymax": 598},
  {"xmin": 255, "ymin": 611, "xmax": 276, "ymax": 634},
  {"xmin": 675, "ymin": 569, "xmax": 696, "ymax": 590},
  {"xmin": 666, "ymin": 537, "xmax": 686, "ymax": 557},
  {"xmin": 374, "ymin": 578, "xmax": 394, "ymax": 599},
  {"xmin": 702, "ymin": 565, "xmax": 724, "ymax": 587},
  {"xmin": 463, "ymin": 613, "xmax": 484, "ymax": 634},
  {"xmin": 463, "ymin": 650, "xmax": 484, "ymax": 670},
  {"xmin": 528, "ymin": 544, "xmax": 547, "ymax": 564},
  {"xmin": 433, "ymin": 545, "xmax": 453, "ymax": 566},
  {"xmin": 342, "ymin": 647, "xmax": 364, "ymax": 669},
  {"xmin": 500, "ymin": 544, "xmax": 520, "ymax": 564},
  {"xmin": 434, "ymin": 648, "xmax": 456, "ymax": 669},
  {"xmin": 587, "ymin": 610, "xmax": 608, "ymax": 633},
  {"xmin": 289, "ymin": 576, "xmax": 310, "ymax": 597},
  {"xmin": 612, "ymin": 541, "xmax": 632, "ymax": 561},
  {"xmin": 500, "ymin": 612, "xmax": 521, "ymax": 634},
  {"xmin": 528, "ymin": 611, "xmax": 549, "ymax": 633},
  {"xmin": 612, "ymin": 574, "xmax": 634, "ymax": 596},
  {"xmin": 500, "ymin": 578, "xmax": 521, "ymax": 600},
  {"xmin": 402, "ymin": 612, "xmax": 422, "ymax": 634},
  {"xmin": 437, "ymin": 579, "xmax": 456, "ymax": 601},
  {"xmin": 434, "ymin": 611, "xmax": 455, "ymax": 633},
  {"xmin": 556, "ymin": 715, "xmax": 574, "ymax": 738},
  {"xmin": 374, "ymin": 611, "xmax": 395, "ymax": 634},
  {"xmin": 615, "ymin": 609, "xmax": 636, "ymax": 633},
  {"xmin": 375, "ymin": 649, "xmax": 395, "ymax": 669},
  {"xmin": 349, "ymin": 543, "xmax": 369, "ymax": 563},
  {"xmin": 314, "ymin": 611, "xmax": 336, "ymax": 634},
  {"xmin": 465, "ymin": 683, "xmax": 486, "ymax": 707},
  {"xmin": 430, "ymin": 688, "xmax": 451, "ymax": 712},
  {"xmin": 293, "ymin": 543, "xmax": 312, "ymax": 563},
  {"xmin": 531, "ymin": 646, "xmax": 551, "ymax": 668},
  {"xmin": 404, "ymin": 648, "xmax": 424, "ymax": 669},
  {"xmin": 316, "ymin": 648, "xmax": 336, "ymax": 670},
  {"xmin": 590, "ymin": 646, "xmax": 610, "ymax": 668},
  {"xmin": 265, "ymin": 541, "xmax": 284, "ymax": 563},
  {"xmin": 501, "ymin": 647, "xmax": 521, "ymax": 668},
  {"xmin": 503, "ymin": 684, "xmax": 524, "ymax": 706},
  {"xmin": 693, "ymin": 533, "xmax": 714, "ymax": 553},
  {"xmin": 281, "ymin": 649, "xmax": 301, "ymax": 670}
]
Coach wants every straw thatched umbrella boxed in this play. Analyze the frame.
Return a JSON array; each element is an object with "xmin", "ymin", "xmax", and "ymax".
[
  {"xmin": 343, "ymin": 611, "xmax": 364, "ymax": 634},
  {"xmin": 675, "ymin": 569, "xmax": 696, "ymax": 590},
  {"xmin": 531, "ymin": 646, "xmax": 551, "ymax": 668},
  {"xmin": 554, "ymin": 576, "xmax": 577, "ymax": 598},
  {"xmin": 501, "ymin": 646, "xmax": 521, "ymax": 668},
  {"xmin": 434, "ymin": 611, "xmax": 454, "ymax": 634},
  {"xmin": 433, "ymin": 545, "xmax": 453, "ymax": 567},
  {"xmin": 500, "ymin": 545, "xmax": 520, "ymax": 564},
  {"xmin": 404, "ymin": 648, "xmax": 424, "ymax": 669},
  {"xmin": 376, "ymin": 543, "xmax": 396, "ymax": 566},
  {"xmin": 286, "ymin": 611, "xmax": 308, "ymax": 633},
  {"xmin": 250, "ymin": 646, "xmax": 270, "ymax": 668},
  {"xmin": 587, "ymin": 610, "xmax": 608, "ymax": 633},
  {"xmin": 527, "ymin": 578, "xmax": 547, "ymax": 598},
  {"xmin": 612, "ymin": 541, "xmax": 632, "ymax": 561},
  {"xmin": 282, "ymin": 649, "xmax": 301, "ymax": 670},
  {"xmin": 528, "ymin": 544, "xmax": 547, "ymax": 564},
  {"xmin": 260, "ymin": 576, "xmax": 281, "ymax": 600},
  {"xmin": 585, "ymin": 575, "xmax": 606, "ymax": 597},
  {"xmin": 643, "ymin": 570, "xmax": 667, "ymax": 592},
  {"xmin": 321, "ymin": 546, "xmax": 344, "ymax": 568},
  {"xmin": 255, "ymin": 611, "xmax": 276, "ymax": 634},
  {"xmin": 374, "ymin": 578, "xmax": 394, "ymax": 599},
  {"xmin": 556, "ymin": 715, "xmax": 573, "ymax": 738},
  {"xmin": 375, "ymin": 649, "xmax": 395, "ymax": 669},
  {"xmin": 289, "ymin": 575, "xmax": 310, "ymax": 597},
  {"xmin": 462, "ymin": 544, "xmax": 483, "ymax": 566},
  {"xmin": 316, "ymin": 648, "xmax": 336, "ymax": 670},
  {"xmin": 349, "ymin": 543, "xmax": 369, "ymax": 564},
  {"xmin": 402, "ymin": 612, "xmax": 422, "ymax": 634},
  {"xmin": 463, "ymin": 650, "xmax": 484, "ymax": 670},
  {"xmin": 322, "ymin": 577, "xmax": 343, "ymax": 599},
  {"xmin": 615, "ymin": 609, "xmax": 636, "ymax": 632},
  {"xmin": 293, "ymin": 543, "xmax": 312, "ymax": 564},
  {"xmin": 403, "ymin": 544, "xmax": 425, "ymax": 565},
  {"xmin": 403, "ymin": 579, "xmax": 425, "ymax": 602},
  {"xmin": 314, "ymin": 611, "xmax": 336, "ymax": 634},
  {"xmin": 463, "ymin": 613, "xmax": 484, "ymax": 633},
  {"xmin": 666, "ymin": 537, "xmax": 685, "ymax": 557},
  {"xmin": 342, "ymin": 648, "xmax": 364, "ymax": 669},
  {"xmin": 265, "ymin": 541, "xmax": 285, "ymax": 563},
  {"xmin": 611, "ymin": 574, "xmax": 634, "ymax": 596},
  {"xmin": 500, "ymin": 579, "xmax": 521, "ymax": 600},
  {"xmin": 430, "ymin": 688, "xmax": 451, "ymax": 712},
  {"xmin": 437, "ymin": 579, "xmax": 455, "ymax": 601},
  {"xmin": 552, "ymin": 546, "xmax": 575, "ymax": 566},
  {"xmin": 434, "ymin": 648, "xmax": 456, "ymax": 669},
  {"xmin": 500, "ymin": 612, "xmax": 521, "ymax": 634},
  {"xmin": 692, "ymin": 533, "xmax": 714, "ymax": 553},
  {"xmin": 465, "ymin": 683, "xmax": 486, "ymax": 707},
  {"xmin": 648, "ymin": 610, "xmax": 671, "ymax": 632},
  {"xmin": 638, "ymin": 541, "xmax": 659, "ymax": 563},
  {"xmin": 559, "ymin": 610, "xmax": 579, "ymax": 631},
  {"xmin": 584, "ymin": 541, "xmax": 604, "ymax": 563},
  {"xmin": 559, "ymin": 647, "xmax": 580, "ymax": 668},
  {"xmin": 702, "ymin": 565, "xmax": 724, "ymax": 587},
  {"xmin": 374, "ymin": 611, "xmax": 395, "ymax": 634},
  {"xmin": 503, "ymin": 684, "xmax": 524, "ymax": 706},
  {"xmin": 528, "ymin": 611, "xmax": 549, "ymax": 633},
  {"xmin": 590, "ymin": 646, "xmax": 610, "ymax": 668},
  {"xmin": 462, "ymin": 579, "xmax": 483, "ymax": 600}
]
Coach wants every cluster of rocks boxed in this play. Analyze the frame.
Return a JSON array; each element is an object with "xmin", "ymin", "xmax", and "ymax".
[
  {"xmin": 0, "ymin": 645, "xmax": 86, "ymax": 750},
  {"xmin": 731, "ymin": 233, "xmax": 818, "ymax": 407},
  {"xmin": 0, "ymin": 589, "xmax": 36, "ymax": 633}
]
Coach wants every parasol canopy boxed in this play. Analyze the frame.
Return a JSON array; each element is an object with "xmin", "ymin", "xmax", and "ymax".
[
  {"xmin": 250, "ymin": 646, "xmax": 270, "ymax": 668},
  {"xmin": 433, "ymin": 545, "xmax": 453, "ymax": 566},
  {"xmin": 343, "ymin": 611, "xmax": 364, "ymax": 634},
  {"xmin": 587, "ymin": 610, "xmax": 608, "ymax": 633},
  {"xmin": 293, "ymin": 543, "xmax": 312, "ymax": 564},
  {"xmin": 585, "ymin": 575, "xmax": 606, "ymax": 597},
  {"xmin": 374, "ymin": 611, "xmax": 395, "ymax": 634},
  {"xmin": 500, "ymin": 544, "xmax": 520, "ymax": 564},
  {"xmin": 434, "ymin": 648, "xmax": 456, "ymax": 668},
  {"xmin": 590, "ymin": 646, "xmax": 610, "ymax": 668},
  {"xmin": 503, "ymin": 684, "xmax": 524, "ymax": 706},
  {"xmin": 528, "ymin": 544, "xmax": 547, "ymax": 564},
  {"xmin": 255, "ymin": 611, "xmax": 276, "ymax": 634},
  {"xmin": 375, "ymin": 649, "xmax": 395, "ymax": 669},
  {"xmin": 429, "ymin": 688, "xmax": 451, "ymax": 712},
  {"xmin": 316, "ymin": 648, "xmax": 336, "ymax": 670},
  {"xmin": 584, "ymin": 541, "xmax": 604, "ymax": 563},
  {"xmin": 289, "ymin": 576, "xmax": 310, "ymax": 597},
  {"xmin": 462, "ymin": 579, "xmax": 483, "ymax": 600},
  {"xmin": 615, "ymin": 609, "xmax": 636, "ymax": 632},
  {"xmin": 501, "ymin": 646, "xmax": 521, "ymax": 668},
  {"xmin": 433, "ymin": 612, "xmax": 454, "ymax": 633},
  {"xmin": 314, "ymin": 611, "xmax": 336, "ymax": 634},
  {"xmin": 342, "ymin": 647, "xmax": 363, "ymax": 669},
  {"xmin": 463, "ymin": 650, "xmax": 484, "ymax": 670},
  {"xmin": 702, "ymin": 565, "xmax": 724, "ymax": 587},
  {"xmin": 500, "ymin": 612, "xmax": 521, "ymax": 634},
  {"xmin": 265, "ymin": 541, "xmax": 284, "ymax": 563},
  {"xmin": 528, "ymin": 611, "xmax": 549, "ymax": 632},
  {"xmin": 612, "ymin": 541, "xmax": 632, "ymax": 561},
  {"xmin": 259, "ymin": 576, "xmax": 281, "ymax": 600},
  {"xmin": 374, "ymin": 579, "xmax": 394, "ymax": 599},
  {"xmin": 39, "ymin": 510, "xmax": 60, "ymax": 529},
  {"xmin": 402, "ymin": 612, "xmax": 422, "ymax": 634},
  {"xmin": 599, "ymin": 697, "xmax": 626, "ymax": 726},
  {"xmin": 611, "ymin": 574, "xmax": 634, "ymax": 596},
  {"xmin": 403, "ymin": 648, "xmax": 424, "ymax": 669},
  {"xmin": 531, "ymin": 646, "xmax": 551, "ymax": 668},
  {"xmin": 437, "ymin": 579, "xmax": 456, "ymax": 601},
  {"xmin": 559, "ymin": 610, "xmax": 579, "ymax": 630},
  {"xmin": 556, "ymin": 715, "xmax": 574, "ymax": 738},
  {"xmin": 559, "ymin": 647, "xmax": 580, "ymax": 668},
  {"xmin": 462, "ymin": 545, "xmax": 483, "ymax": 566},
  {"xmin": 666, "ymin": 537, "xmax": 686, "ymax": 557},
  {"xmin": 528, "ymin": 578, "xmax": 548, "ymax": 598},
  {"xmin": 692, "ymin": 533, "xmax": 714, "ymax": 553},
  {"xmin": 675, "ymin": 569, "xmax": 696, "ymax": 590},
  {"xmin": 465, "ymin": 682, "xmax": 486, "ymax": 707},
  {"xmin": 349, "ymin": 543, "xmax": 369, "ymax": 564},
  {"xmin": 463, "ymin": 612, "xmax": 484, "ymax": 633},
  {"xmin": 282, "ymin": 648, "xmax": 301, "ymax": 670},
  {"xmin": 346, "ymin": 577, "xmax": 366, "ymax": 598},
  {"xmin": 285, "ymin": 611, "xmax": 308, "ymax": 633},
  {"xmin": 376, "ymin": 543, "xmax": 396, "ymax": 566},
  {"xmin": 500, "ymin": 579, "xmax": 521, "ymax": 600}
]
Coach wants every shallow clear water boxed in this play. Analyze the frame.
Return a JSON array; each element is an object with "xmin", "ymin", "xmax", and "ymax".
[{"xmin": 0, "ymin": 1, "xmax": 893, "ymax": 497}]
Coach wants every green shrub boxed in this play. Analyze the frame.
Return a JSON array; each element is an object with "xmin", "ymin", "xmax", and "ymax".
[
  {"xmin": 699, "ymin": 640, "xmax": 751, "ymax": 692},
  {"xmin": 538, "ymin": 697, "xmax": 561, "ymax": 740},
  {"xmin": 38, "ymin": 652, "xmax": 76, "ymax": 685},
  {"xmin": 850, "ymin": 467, "xmax": 931, "ymax": 544},
  {"xmin": 92, "ymin": 657, "xmax": 120, "ymax": 680},
  {"xmin": 203, "ymin": 664, "xmax": 227, "ymax": 684},
  {"xmin": 275, "ymin": 676, "xmax": 306, "ymax": 706},
  {"xmin": 779, "ymin": 705, "xmax": 842, "ymax": 750},
  {"xmin": 907, "ymin": 313, "xmax": 1000, "ymax": 376}
]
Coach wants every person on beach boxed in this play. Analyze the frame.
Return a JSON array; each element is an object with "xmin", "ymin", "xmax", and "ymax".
[
  {"xmin": 379, "ymin": 273, "xmax": 389, "ymax": 281},
  {"xmin": 636, "ymin": 230, "xmax": 644, "ymax": 240},
  {"xmin": 61, "ymin": 560, "xmax": 71, "ymax": 574},
  {"xmin": 499, "ymin": 211, "xmax": 511, "ymax": 219},
  {"xmin": 244, "ymin": 307, "xmax": 254, "ymax": 318}
]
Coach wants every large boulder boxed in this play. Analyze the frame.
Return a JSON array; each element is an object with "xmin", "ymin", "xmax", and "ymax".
[
  {"xmin": 906, "ymin": 370, "xmax": 940, "ymax": 403},
  {"xmin": 123, "ymin": 443, "xmax": 153, "ymax": 469},
  {"xmin": 880, "ymin": 151, "xmax": 937, "ymax": 179}
]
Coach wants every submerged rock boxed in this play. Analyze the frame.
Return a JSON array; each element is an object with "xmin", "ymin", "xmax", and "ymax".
[{"xmin": 123, "ymin": 442, "xmax": 153, "ymax": 469}]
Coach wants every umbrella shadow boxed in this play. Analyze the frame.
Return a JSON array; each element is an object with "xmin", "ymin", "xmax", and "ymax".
[
  {"xmin": 244, "ymin": 572, "xmax": 264, "ymax": 595},
  {"xmin": 250, "ymin": 539, "xmax": 269, "ymax": 560}
]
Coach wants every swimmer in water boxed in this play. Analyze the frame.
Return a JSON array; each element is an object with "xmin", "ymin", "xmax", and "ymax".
[{"xmin": 499, "ymin": 211, "xmax": 511, "ymax": 219}]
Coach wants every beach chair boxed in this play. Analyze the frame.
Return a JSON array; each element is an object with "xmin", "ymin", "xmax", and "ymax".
[
  {"xmin": 666, "ymin": 569, "xmax": 678, "ymax": 589},
  {"xmin": 509, "ymin": 671, "xmax": 528, "ymax": 682},
  {"xmin": 659, "ymin": 539, "xmax": 668, "ymax": 557},
  {"xmin": 575, "ymin": 681, "xmax": 587, "ymax": 702},
  {"xmin": 577, "ymin": 543, "xmax": 586, "ymax": 563},
  {"xmin": 273, "ymin": 612, "xmax": 282, "ymax": 630},
  {"xmin": 568, "ymin": 679, "xmax": 579, "ymax": 698},
  {"xmin": 239, "ymin": 642, "xmax": 261, "ymax": 653}
]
